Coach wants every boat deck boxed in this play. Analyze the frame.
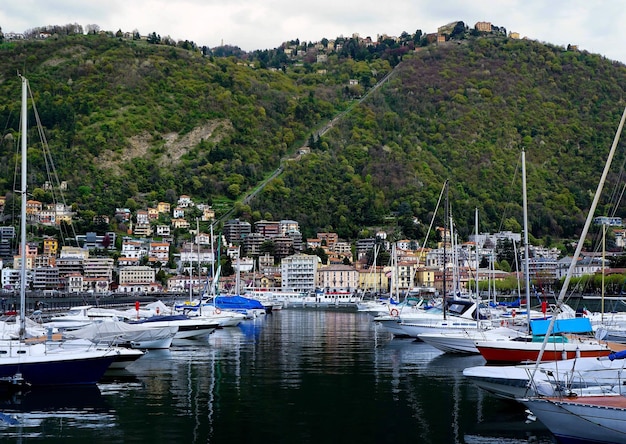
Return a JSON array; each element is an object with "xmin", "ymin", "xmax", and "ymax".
[{"xmin": 549, "ymin": 394, "xmax": 626, "ymax": 408}]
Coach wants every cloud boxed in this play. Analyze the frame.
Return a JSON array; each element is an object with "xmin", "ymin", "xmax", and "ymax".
[{"xmin": 2, "ymin": 0, "xmax": 626, "ymax": 62}]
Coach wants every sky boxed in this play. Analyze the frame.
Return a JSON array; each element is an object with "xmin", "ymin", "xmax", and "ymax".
[{"xmin": 2, "ymin": 1, "xmax": 626, "ymax": 64}]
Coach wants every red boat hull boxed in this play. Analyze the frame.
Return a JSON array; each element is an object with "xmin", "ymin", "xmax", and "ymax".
[{"xmin": 476, "ymin": 344, "xmax": 612, "ymax": 363}]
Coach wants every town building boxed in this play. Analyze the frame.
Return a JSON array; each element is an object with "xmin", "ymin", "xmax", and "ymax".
[
  {"xmin": 281, "ymin": 254, "xmax": 318, "ymax": 293},
  {"xmin": 66, "ymin": 272, "xmax": 84, "ymax": 293},
  {"xmin": 223, "ymin": 219, "xmax": 251, "ymax": 245},
  {"xmin": 254, "ymin": 220, "xmax": 280, "ymax": 238},
  {"xmin": 157, "ymin": 202, "xmax": 170, "ymax": 214},
  {"xmin": 317, "ymin": 264, "xmax": 359, "ymax": 293},
  {"xmin": 14, "ymin": 242, "xmax": 38, "ymax": 270},
  {"xmin": 593, "ymin": 216, "xmax": 623, "ymax": 227},
  {"xmin": 243, "ymin": 233, "xmax": 266, "ymax": 256},
  {"xmin": 56, "ymin": 256, "xmax": 84, "ymax": 280},
  {"xmin": 149, "ymin": 242, "xmax": 170, "ymax": 263},
  {"xmin": 32, "ymin": 266, "xmax": 61, "ymax": 291},
  {"xmin": 118, "ymin": 265, "xmax": 158, "ymax": 293},
  {"xmin": 280, "ymin": 220, "xmax": 299, "ymax": 235},
  {"xmin": 83, "ymin": 257, "xmax": 114, "ymax": 284},
  {"xmin": 358, "ymin": 266, "xmax": 388, "ymax": 293}
]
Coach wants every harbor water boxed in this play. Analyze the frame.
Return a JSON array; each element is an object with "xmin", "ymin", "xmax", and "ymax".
[{"xmin": 0, "ymin": 309, "xmax": 558, "ymax": 443}]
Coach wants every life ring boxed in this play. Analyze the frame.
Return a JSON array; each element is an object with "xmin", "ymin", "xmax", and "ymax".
[
  {"xmin": 215, "ymin": 308, "xmax": 221, "ymax": 314},
  {"xmin": 390, "ymin": 308, "xmax": 399, "ymax": 317}
]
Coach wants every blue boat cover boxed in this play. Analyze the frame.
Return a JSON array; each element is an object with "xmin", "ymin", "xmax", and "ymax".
[
  {"xmin": 608, "ymin": 350, "xmax": 626, "ymax": 361},
  {"xmin": 215, "ymin": 295, "xmax": 264, "ymax": 310},
  {"xmin": 529, "ymin": 317, "xmax": 592, "ymax": 335}
]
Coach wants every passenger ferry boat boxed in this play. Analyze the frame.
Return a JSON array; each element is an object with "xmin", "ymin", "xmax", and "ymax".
[{"xmin": 243, "ymin": 288, "xmax": 362, "ymax": 308}]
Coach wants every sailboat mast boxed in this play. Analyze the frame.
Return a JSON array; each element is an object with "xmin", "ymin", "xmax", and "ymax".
[
  {"xmin": 197, "ymin": 218, "xmax": 202, "ymax": 315},
  {"xmin": 475, "ymin": 208, "xmax": 479, "ymax": 322},
  {"xmin": 450, "ymin": 215, "xmax": 457, "ymax": 297},
  {"xmin": 210, "ymin": 224, "xmax": 215, "ymax": 279},
  {"xmin": 443, "ymin": 180, "xmax": 449, "ymax": 320},
  {"xmin": 19, "ymin": 75, "xmax": 28, "ymax": 341},
  {"xmin": 197, "ymin": 218, "xmax": 201, "ymax": 280},
  {"xmin": 602, "ymin": 222, "xmax": 606, "ymax": 324},
  {"xmin": 393, "ymin": 244, "xmax": 398, "ymax": 301},
  {"xmin": 372, "ymin": 245, "xmax": 378, "ymax": 297},
  {"xmin": 189, "ymin": 231, "xmax": 193, "ymax": 301},
  {"xmin": 235, "ymin": 246, "xmax": 241, "ymax": 295},
  {"xmin": 522, "ymin": 150, "xmax": 531, "ymax": 333}
]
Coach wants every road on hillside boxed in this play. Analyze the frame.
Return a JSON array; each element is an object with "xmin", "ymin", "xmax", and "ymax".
[{"xmin": 215, "ymin": 67, "xmax": 398, "ymax": 225}]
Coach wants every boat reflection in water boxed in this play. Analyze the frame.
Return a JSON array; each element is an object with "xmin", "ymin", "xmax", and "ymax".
[
  {"xmin": 373, "ymin": 332, "xmax": 557, "ymax": 443},
  {"xmin": 0, "ymin": 385, "xmax": 114, "ymax": 436}
]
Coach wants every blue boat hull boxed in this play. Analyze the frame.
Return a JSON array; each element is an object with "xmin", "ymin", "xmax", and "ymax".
[{"xmin": 0, "ymin": 355, "xmax": 115, "ymax": 386}]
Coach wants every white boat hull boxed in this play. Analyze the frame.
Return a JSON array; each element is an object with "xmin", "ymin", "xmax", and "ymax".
[
  {"xmin": 108, "ymin": 348, "xmax": 145, "ymax": 369},
  {"xmin": 521, "ymin": 395, "xmax": 626, "ymax": 443},
  {"xmin": 398, "ymin": 319, "xmax": 488, "ymax": 338},
  {"xmin": 374, "ymin": 316, "xmax": 409, "ymax": 337},
  {"xmin": 464, "ymin": 356, "xmax": 626, "ymax": 399},
  {"xmin": 419, "ymin": 327, "xmax": 526, "ymax": 354}
]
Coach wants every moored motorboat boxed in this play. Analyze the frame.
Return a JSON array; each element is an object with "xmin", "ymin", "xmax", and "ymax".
[
  {"xmin": 128, "ymin": 314, "xmax": 219, "ymax": 339},
  {"xmin": 474, "ymin": 318, "xmax": 619, "ymax": 364},
  {"xmin": 463, "ymin": 351, "xmax": 626, "ymax": 399},
  {"xmin": 395, "ymin": 299, "xmax": 491, "ymax": 338},
  {"xmin": 65, "ymin": 320, "xmax": 178, "ymax": 349},
  {"xmin": 418, "ymin": 326, "xmax": 525, "ymax": 354},
  {"xmin": 520, "ymin": 393, "xmax": 626, "ymax": 443},
  {"xmin": 213, "ymin": 295, "xmax": 266, "ymax": 318},
  {"xmin": 0, "ymin": 338, "xmax": 118, "ymax": 386}
]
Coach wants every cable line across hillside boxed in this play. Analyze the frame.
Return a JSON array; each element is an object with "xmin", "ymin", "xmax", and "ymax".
[{"xmin": 215, "ymin": 66, "xmax": 398, "ymax": 227}]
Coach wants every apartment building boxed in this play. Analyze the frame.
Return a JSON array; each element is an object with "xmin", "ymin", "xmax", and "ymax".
[
  {"xmin": 317, "ymin": 264, "xmax": 358, "ymax": 293},
  {"xmin": 281, "ymin": 253, "xmax": 318, "ymax": 293}
]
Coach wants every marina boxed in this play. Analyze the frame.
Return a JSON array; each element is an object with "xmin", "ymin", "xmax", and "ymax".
[{"xmin": 0, "ymin": 308, "xmax": 559, "ymax": 443}]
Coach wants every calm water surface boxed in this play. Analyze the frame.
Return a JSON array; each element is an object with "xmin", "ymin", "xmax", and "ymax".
[{"xmin": 0, "ymin": 310, "xmax": 557, "ymax": 443}]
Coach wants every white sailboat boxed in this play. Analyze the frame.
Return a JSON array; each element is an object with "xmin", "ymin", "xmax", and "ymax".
[
  {"xmin": 0, "ymin": 76, "xmax": 120, "ymax": 386},
  {"xmin": 516, "ymin": 107, "xmax": 626, "ymax": 443}
]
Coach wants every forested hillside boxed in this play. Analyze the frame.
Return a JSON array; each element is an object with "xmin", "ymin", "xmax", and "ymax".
[
  {"xmin": 0, "ymin": 32, "xmax": 383, "ymax": 229},
  {"xmin": 1, "ymin": 28, "xmax": 626, "ymax": 249},
  {"xmin": 255, "ymin": 38, "xmax": 626, "ymax": 246}
]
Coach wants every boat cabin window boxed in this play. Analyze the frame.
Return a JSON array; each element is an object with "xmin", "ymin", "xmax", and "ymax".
[{"xmin": 448, "ymin": 303, "xmax": 470, "ymax": 315}]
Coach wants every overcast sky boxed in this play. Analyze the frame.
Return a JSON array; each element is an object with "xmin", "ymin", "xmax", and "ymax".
[{"xmin": 3, "ymin": 0, "xmax": 626, "ymax": 63}]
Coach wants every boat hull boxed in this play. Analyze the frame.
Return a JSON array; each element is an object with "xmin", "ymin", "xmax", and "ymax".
[
  {"xmin": 129, "ymin": 316, "xmax": 218, "ymax": 339},
  {"xmin": 419, "ymin": 332, "xmax": 481, "ymax": 354},
  {"xmin": 464, "ymin": 356, "xmax": 626, "ymax": 400},
  {"xmin": 398, "ymin": 320, "xmax": 486, "ymax": 339},
  {"xmin": 374, "ymin": 317, "xmax": 409, "ymax": 337},
  {"xmin": 419, "ymin": 327, "xmax": 525, "ymax": 354},
  {"xmin": 521, "ymin": 395, "xmax": 626, "ymax": 444},
  {"xmin": 0, "ymin": 343, "xmax": 116, "ymax": 386},
  {"xmin": 108, "ymin": 348, "xmax": 144, "ymax": 369},
  {"xmin": 475, "ymin": 340, "xmax": 612, "ymax": 363},
  {"xmin": 130, "ymin": 336, "xmax": 174, "ymax": 349}
]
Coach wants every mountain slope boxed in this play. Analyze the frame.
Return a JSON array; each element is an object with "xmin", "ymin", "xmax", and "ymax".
[
  {"xmin": 255, "ymin": 37, "xmax": 626, "ymax": 243},
  {"xmin": 1, "ymin": 32, "xmax": 626, "ymax": 247}
]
